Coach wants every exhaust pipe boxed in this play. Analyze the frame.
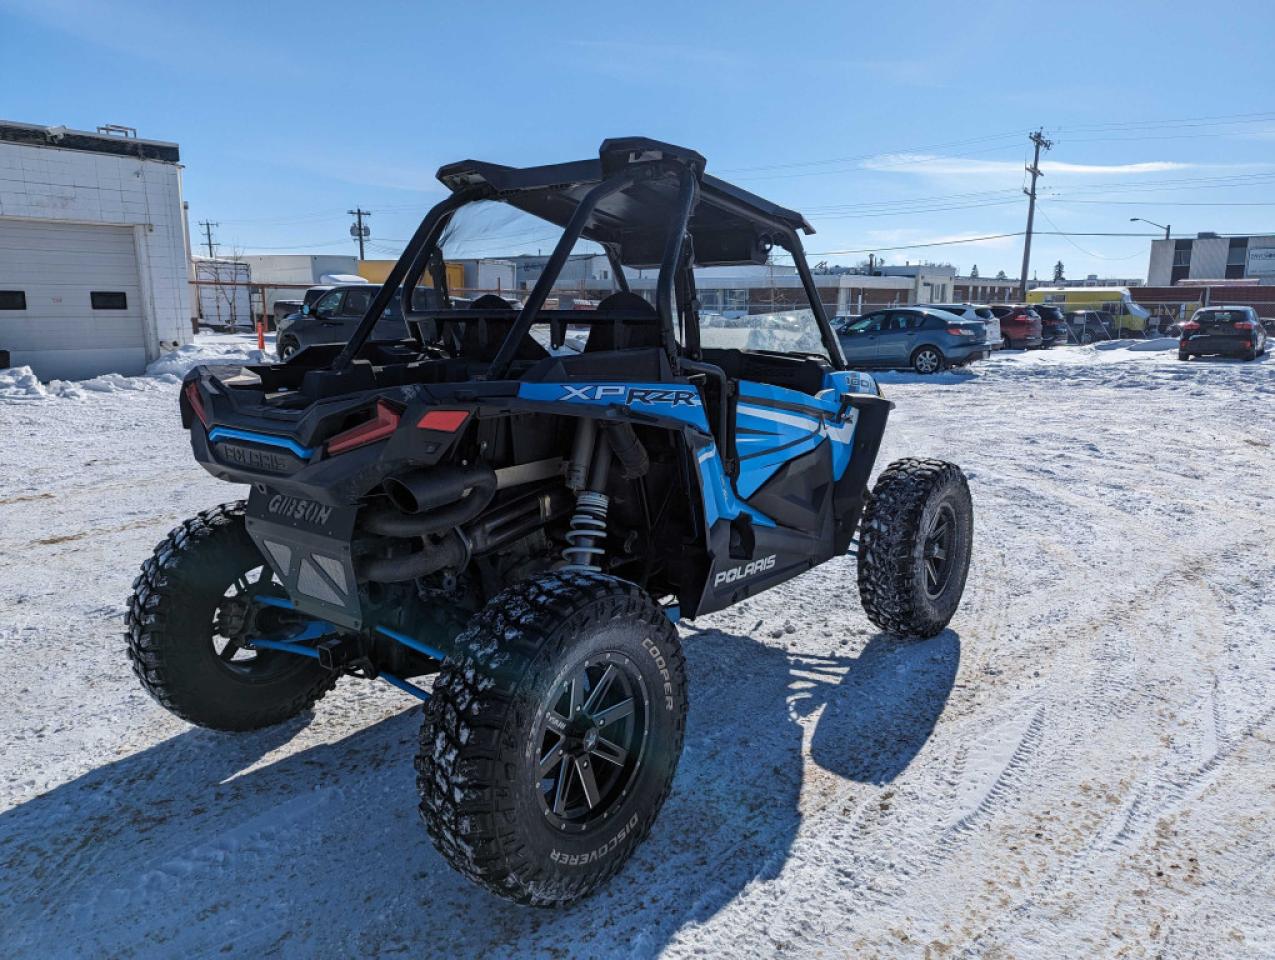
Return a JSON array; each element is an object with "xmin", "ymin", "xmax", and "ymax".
[
  {"xmin": 360, "ymin": 465, "xmax": 496, "ymax": 538},
  {"xmin": 358, "ymin": 482, "xmax": 573, "ymax": 583},
  {"xmin": 357, "ymin": 531, "xmax": 468, "ymax": 583}
]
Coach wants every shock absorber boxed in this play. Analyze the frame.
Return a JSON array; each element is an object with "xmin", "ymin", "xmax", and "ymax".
[
  {"xmin": 561, "ymin": 426, "xmax": 612, "ymax": 572},
  {"xmin": 561, "ymin": 490, "xmax": 609, "ymax": 571}
]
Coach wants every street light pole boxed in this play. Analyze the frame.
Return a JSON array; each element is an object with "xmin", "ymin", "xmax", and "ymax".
[{"xmin": 1130, "ymin": 217, "xmax": 1170, "ymax": 240}]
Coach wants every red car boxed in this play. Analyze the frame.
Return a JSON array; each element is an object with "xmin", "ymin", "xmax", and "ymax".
[{"xmin": 990, "ymin": 304, "xmax": 1043, "ymax": 349}]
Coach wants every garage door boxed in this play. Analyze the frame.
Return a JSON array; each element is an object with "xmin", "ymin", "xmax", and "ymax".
[{"xmin": 0, "ymin": 219, "xmax": 147, "ymax": 379}]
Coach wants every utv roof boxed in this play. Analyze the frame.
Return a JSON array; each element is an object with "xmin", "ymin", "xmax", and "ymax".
[{"xmin": 435, "ymin": 137, "xmax": 814, "ymax": 268}]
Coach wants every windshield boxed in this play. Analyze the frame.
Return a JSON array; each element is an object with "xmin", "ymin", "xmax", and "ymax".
[{"xmin": 698, "ymin": 308, "xmax": 831, "ymax": 360}]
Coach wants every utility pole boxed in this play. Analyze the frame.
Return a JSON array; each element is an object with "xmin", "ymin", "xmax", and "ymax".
[
  {"xmin": 198, "ymin": 220, "xmax": 218, "ymax": 259},
  {"xmin": 348, "ymin": 208, "xmax": 371, "ymax": 260},
  {"xmin": 1018, "ymin": 129, "xmax": 1052, "ymax": 300}
]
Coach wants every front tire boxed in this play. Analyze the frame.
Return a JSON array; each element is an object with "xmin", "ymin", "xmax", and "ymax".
[
  {"xmin": 417, "ymin": 571, "xmax": 687, "ymax": 906},
  {"xmin": 125, "ymin": 503, "xmax": 336, "ymax": 731},
  {"xmin": 857, "ymin": 459, "xmax": 973, "ymax": 639},
  {"xmin": 278, "ymin": 336, "xmax": 300, "ymax": 361}
]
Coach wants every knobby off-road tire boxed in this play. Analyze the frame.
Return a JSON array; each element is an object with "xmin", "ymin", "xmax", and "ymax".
[
  {"xmin": 417, "ymin": 571, "xmax": 687, "ymax": 906},
  {"xmin": 857, "ymin": 458, "xmax": 973, "ymax": 639},
  {"xmin": 125, "ymin": 502, "xmax": 336, "ymax": 731}
]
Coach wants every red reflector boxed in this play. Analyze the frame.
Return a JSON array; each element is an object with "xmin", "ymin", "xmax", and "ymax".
[
  {"xmin": 417, "ymin": 409, "xmax": 469, "ymax": 432},
  {"xmin": 184, "ymin": 381, "xmax": 209, "ymax": 427},
  {"xmin": 326, "ymin": 401, "xmax": 401, "ymax": 455}
]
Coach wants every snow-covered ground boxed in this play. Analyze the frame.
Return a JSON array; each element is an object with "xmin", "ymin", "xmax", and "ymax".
[{"xmin": 2, "ymin": 338, "xmax": 1273, "ymax": 959}]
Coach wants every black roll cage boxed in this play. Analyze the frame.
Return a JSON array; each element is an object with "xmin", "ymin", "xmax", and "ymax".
[{"xmin": 330, "ymin": 138, "xmax": 846, "ymax": 377}]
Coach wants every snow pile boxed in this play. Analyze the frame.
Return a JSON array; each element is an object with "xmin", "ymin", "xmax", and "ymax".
[
  {"xmin": 0, "ymin": 366, "xmax": 49, "ymax": 401},
  {"xmin": 1, "ymin": 334, "xmax": 271, "ymax": 404},
  {"xmin": 146, "ymin": 339, "xmax": 270, "ymax": 378},
  {"xmin": 1127, "ymin": 337, "xmax": 1180, "ymax": 352}
]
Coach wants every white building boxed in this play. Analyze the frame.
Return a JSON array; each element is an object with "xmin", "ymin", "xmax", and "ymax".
[
  {"xmin": 0, "ymin": 120, "xmax": 191, "ymax": 379},
  {"xmin": 235, "ymin": 254, "xmax": 360, "ymax": 316},
  {"xmin": 1147, "ymin": 233, "xmax": 1275, "ymax": 285}
]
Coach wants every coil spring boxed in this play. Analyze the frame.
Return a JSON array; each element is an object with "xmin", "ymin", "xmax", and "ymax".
[{"xmin": 561, "ymin": 490, "xmax": 609, "ymax": 571}]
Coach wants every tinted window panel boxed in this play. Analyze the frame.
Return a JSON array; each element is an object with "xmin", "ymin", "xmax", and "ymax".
[
  {"xmin": 0, "ymin": 290, "xmax": 25, "ymax": 310},
  {"xmin": 90, "ymin": 291, "xmax": 127, "ymax": 310}
]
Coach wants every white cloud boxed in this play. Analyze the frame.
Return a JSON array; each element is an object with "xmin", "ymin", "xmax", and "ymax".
[{"xmin": 861, "ymin": 154, "xmax": 1195, "ymax": 177}]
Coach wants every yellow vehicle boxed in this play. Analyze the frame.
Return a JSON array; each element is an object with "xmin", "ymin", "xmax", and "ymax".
[
  {"xmin": 1027, "ymin": 287, "xmax": 1151, "ymax": 335},
  {"xmin": 358, "ymin": 259, "xmax": 465, "ymax": 292}
]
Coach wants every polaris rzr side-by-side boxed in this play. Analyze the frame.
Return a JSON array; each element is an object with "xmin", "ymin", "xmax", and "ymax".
[{"xmin": 127, "ymin": 137, "xmax": 973, "ymax": 906}]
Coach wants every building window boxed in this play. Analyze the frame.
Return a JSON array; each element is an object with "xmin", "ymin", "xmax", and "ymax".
[
  {"xmin": 1224, "ymin": 264, "xmax": 1245, "ymax": 279},
  {"xmin": 90, "ymin": 291, "xmax": 128, "ymax": 310},
  {"xmin": 0, "ymin": 290, "xmax": 26, "ymax": 310},
  {"xmin": 1172, "ymin": 241, "xmax": 1192, "ymax": 268},
  {"xmin": 1227, "ymin": 237, "xmax": 1248, "ymax": 266}
]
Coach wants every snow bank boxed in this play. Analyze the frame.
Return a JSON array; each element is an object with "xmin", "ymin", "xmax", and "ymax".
[
  {"xmin": 0, "ymin": 366, "xmax": 49, "ymax": 401},
  {"xmin": 1128, "ymin": 337, "xmax": 1179, "ymax": 352},
  {"xmin": 146, "ymin": 340, "xmax": 269, "ymax": 378},
  {"xmin": 0, "ymin": 335, "xmax": 271, "ymax": 404}
]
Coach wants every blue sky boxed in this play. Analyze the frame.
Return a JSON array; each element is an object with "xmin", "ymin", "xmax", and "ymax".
[{"xmin": 4, "ymin": 0, "xmax": 1275, "ymax": 280}]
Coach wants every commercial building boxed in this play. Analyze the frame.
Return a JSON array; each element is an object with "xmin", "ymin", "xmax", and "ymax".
[
  {"xmin": 237, "ymin": 254, "xmax": 359, "ymax": 316},
  {"xmin": 0, "ymin": 120, "xmax": 192, "ymax": 379},
  {"xmin": 1147, "ymin": 233, "xmax": 1275, "ymax": 285}
]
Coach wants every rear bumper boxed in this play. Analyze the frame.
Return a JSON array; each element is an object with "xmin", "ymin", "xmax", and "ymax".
[
  {"xmin": 945, "ymin": 343, "xmax": 992, "ymax": 364},
  {"xmin": 1180, "ymin": 336, "xmax": 1251, "ymax": 356}
]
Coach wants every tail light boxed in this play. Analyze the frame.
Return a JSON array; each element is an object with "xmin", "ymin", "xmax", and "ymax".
[
  {"xmin": 417, "ymin": 409, "xmax": 470, "ymax": 432},
  {"xmin": 325, "ymin": 400, "xmax": 401, "ymax": 455},
  {"xmin": 1234, "ymin": 320, "xmax": 1256, "ymax": 330},
  {"xmin": 1181, "ymin": 321, "xmax": 1200, "ymax": 334},
  {"xmin": 184, "ymin": 381, "xmax": 209, "ymax": 427},
  {"xmin": 947, "ymin": 327, "xmax": 975, "ymax": 336}
]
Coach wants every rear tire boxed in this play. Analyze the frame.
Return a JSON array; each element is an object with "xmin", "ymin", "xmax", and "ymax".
[
  {"xmin": 857, "ymin": 459, "xmax": 973, "ymax": 639},
  {"xmin": 417, "ymin": 571, "xmax": 687, "ymax": 906},
  {"xmin": 911, "ymin": 346, "xmax": 944, "ymax": 375},
  {"xmin": 1178, "ymin": 351, "xmax": 1190, "ymax": 361},
  {"xmin": 125, "ymin": 503, "xmax": 336, "ymax": 731}
]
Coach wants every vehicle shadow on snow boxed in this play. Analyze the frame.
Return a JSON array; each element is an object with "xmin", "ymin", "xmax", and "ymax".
[{"xmin": 0, "ymin": 628, "xmax": 958, "ymax": 959}]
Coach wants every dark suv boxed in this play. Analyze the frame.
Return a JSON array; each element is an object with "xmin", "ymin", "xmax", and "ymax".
[
  {"xmin": 1032, "ymin": 305, "xmax": 1072, "ymax": 347},
  {"xmin": 275, "ymin": 285, "xmax": 409, "ymax": 360},
  {"xmin": 1179, "ymin": 306, "xmax": 1269, "ymax": 361},
  {"xmin": 990, "ymin": 304, "xmax": 1043, "ymax": 349}
]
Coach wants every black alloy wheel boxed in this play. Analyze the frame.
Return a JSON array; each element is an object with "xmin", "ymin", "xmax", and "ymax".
[{"xmin": 534, "ymin": 653, "xmax": 649, "ymax": 830}]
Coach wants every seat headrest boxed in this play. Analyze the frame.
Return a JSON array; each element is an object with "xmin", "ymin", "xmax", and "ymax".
[{"xmin": 595, "ymin": 291, "xmax": 656, "ymax": 314}]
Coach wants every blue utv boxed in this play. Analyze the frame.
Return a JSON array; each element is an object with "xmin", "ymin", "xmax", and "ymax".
[{"xmin": 126, "ymin": 138, "xmax": 974, "ymax": 905}]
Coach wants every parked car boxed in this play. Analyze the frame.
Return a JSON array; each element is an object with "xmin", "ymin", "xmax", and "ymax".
[
  {"xmin": 1178, "ymin": 305, "xmax": 1268, "ymax": 361},
  {"xmin": 838, "ymin": 307, "xmax": 991, "ymax": 373},
  {"xmin": 923, "ymin": 303, "xmax": 1003, "ymax": 349},
  {"xmin": 1032, "ymin": 304, "xmax": 1071, "ymax": 347},
  {"xmin": 989, "ymin": 304, "xmax": 1043, "ymax": 349},
  {"xmin": 276, "ymin": 284, "xmax": 408, "ymax": 360},
  {"xmin": 1064, "ymin": 310, "xmax": 1113, "ymax": 344}
]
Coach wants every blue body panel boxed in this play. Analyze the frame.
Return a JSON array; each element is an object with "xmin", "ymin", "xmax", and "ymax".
[{"xmin": 516, "ymin": 370, "xmax": 878, "ymax": 535}]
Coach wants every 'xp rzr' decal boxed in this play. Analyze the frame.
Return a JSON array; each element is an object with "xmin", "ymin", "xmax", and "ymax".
[{"xmin": 560, "ymin": 384, "xmax": 701, "ymax": 407}]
